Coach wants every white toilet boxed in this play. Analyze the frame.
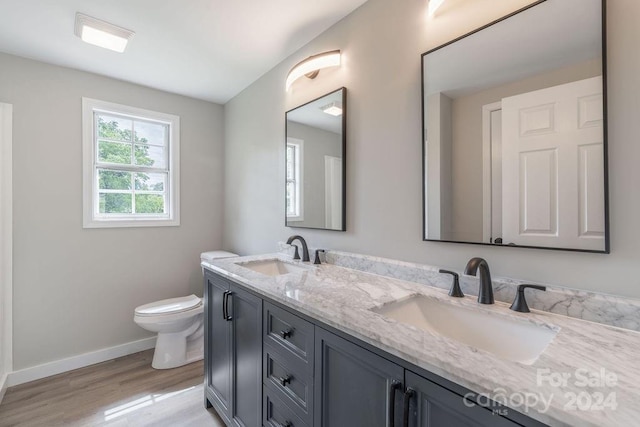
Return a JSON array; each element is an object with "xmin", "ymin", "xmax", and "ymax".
[{"xmin": 134, "ymin": 250, "xmax": 238, "ymax": 369}]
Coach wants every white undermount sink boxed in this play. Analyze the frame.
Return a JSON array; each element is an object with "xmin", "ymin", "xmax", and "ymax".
[
  {"xmin": 238, "ymin": 259, "xmax": 310, "ymax": 277},
  {"xmin": 372, "ymin": 294, "xmax": 558, "ymax": 365}
]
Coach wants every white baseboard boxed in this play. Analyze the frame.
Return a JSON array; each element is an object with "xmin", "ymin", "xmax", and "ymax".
[
  {"xmin": 6, "ymin": 337, "xmax": 156, "ymax": 387},
  {"xmin": 0, "ymin": 372, "xmax": 8, "ymax": 404}
]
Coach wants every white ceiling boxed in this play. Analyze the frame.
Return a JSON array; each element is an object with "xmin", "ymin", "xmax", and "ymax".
[
  {"xmin": 0, "ymin": 0, "xmax": 368, "ymax": 104},
  {"xmin": 287, "ymin": 89, "xmax": 343, "ymax": 134}
]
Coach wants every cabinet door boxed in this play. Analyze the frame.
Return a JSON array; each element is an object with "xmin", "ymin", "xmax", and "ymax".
[
  {"xmin": 204, "ymin": 273, "xmax": 232, "ymax": 424},
  {"xmin": 405, "ymin": 371, "xmax": 519, "ymax": 427},
  {"xmin": 314, "ymin": 327, "xmax": 404, "ymax": 427},
  {"xmin": 229, "ymin": 284, "xmax": 263, "ymax": 427}
]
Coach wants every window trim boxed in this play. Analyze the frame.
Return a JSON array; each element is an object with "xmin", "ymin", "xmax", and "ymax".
[
  {"xmin": 82, "ymin": 98, "xmax": 180, "ymax": 228},
  {"xmin": 286, "ymin": 137, "xmax": 304, "ymax": 222}
]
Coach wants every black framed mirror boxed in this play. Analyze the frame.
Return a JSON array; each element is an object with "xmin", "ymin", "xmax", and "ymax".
[
  {"xmin": 286, "ymin": 87, "xmax": 346, "ymax": 231},
  {"xmin": 422, "ymin": 0, "xmax": 608, "ymax": 253}
]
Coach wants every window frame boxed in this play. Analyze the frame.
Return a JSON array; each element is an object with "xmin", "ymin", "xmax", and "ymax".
[
  {"xmin": 286, "ymin": 137, "xmax": 304, "ymax": 222},
  {"xmin": 82, "ymin": 98, "xmax": 180, "ymax": 228}
]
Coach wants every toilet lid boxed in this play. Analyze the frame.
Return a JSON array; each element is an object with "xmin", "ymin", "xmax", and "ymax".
[{"xmin": 135, "ymin": 294, "xmax": 202, "ymax": 316}]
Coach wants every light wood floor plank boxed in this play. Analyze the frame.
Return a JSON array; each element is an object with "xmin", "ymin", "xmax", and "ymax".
[{"xmin": 0, "ymin": 350, "xmax": 225, "ymax": 427}]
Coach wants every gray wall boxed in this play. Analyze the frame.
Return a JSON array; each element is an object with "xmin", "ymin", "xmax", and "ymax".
[
  {"xmin": 0, "ymin": 53, "xmax": 224, "ymax": 370},
  {"xmin": 224, "ymin": 0, "xmax": 640, "ymax": 299},
  {"xmin": 287, "ymin": 121, "xmax": 341, "ymax": 229},
  {"xmin": 426, "ymin": 92, "xmax": 453, "ymax": 241},
  {"xmin": 0, "ymin": 102, "xmax": 10, "ymax": 382}
]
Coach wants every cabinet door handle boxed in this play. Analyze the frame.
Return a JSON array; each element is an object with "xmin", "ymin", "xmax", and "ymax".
[
  {"xmin": 224, "ymin": 291, "xmax": 233, "ymax": 321},
  {"xmin": 388, "ymin": 380, "xmax": 402, "ymax": 427},
  {"xmin": 279, "ymin": 329, "xmax": 293, "ymax": 339},
  {"xmin": 402, "ymin": 388, "xmax": 415, "ymax": 427},
  {"xmin": 278, "ymin": 375, "xmax": 293, "ymax": 387},
  {"xmin": 222, "ymin": 291, "xmax": 229, "ymax": 320},
  {"xmin": 274, "ymin": 420, "xmax": 292, "ymax": 427}
]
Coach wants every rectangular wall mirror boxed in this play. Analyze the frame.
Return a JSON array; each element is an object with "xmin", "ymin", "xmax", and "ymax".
[
  {"xmin": 286, "ymin": 87, "xmax": 346, "ymax": 231},
  {"xmin": 422, "ymin": 0, "xmax": 608, "ymax": 252}
]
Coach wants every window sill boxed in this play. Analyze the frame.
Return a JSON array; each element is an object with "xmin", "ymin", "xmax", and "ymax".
[{"xmin": 83, "ymin": 217, "xmax": 180, "ymax": 229}]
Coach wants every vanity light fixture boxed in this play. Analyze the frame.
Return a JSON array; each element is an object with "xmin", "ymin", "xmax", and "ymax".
[
  {"xmin": 321, "ymin": 101, "xmax": 343, "ymax": 117},
  {"xmin": 74, "ymin": 13, "xmax": 134, "ymax": 53},
  {"xmin": 428, "ymin": 0, "xmax": 446, "ymax": 16},
  {"xmin": 285, "ymin": 50, "xmax": 341, "ymax": 91}
]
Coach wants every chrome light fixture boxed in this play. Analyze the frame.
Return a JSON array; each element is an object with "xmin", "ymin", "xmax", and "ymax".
[
  {"xmin": 428, "ymin": 0, "xmax": 446, "ymax": 17},
  {"xmin": 321, "ymin": 101, "xmax": 343, "ymax": 117},
  {"xmin": 75, "ymin": 13, "xmax": 134, "ymax": 53},
  {"xmin": 285, "ymin": 50, "xmax": 341, "ymax": 91}
]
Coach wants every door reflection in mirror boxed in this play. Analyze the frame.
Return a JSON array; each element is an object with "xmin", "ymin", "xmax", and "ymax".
[{"xmin": 422, "ymin": 0, "xmax": 607, "ymax": 252}]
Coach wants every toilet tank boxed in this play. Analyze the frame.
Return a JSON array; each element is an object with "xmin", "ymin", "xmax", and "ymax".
[{"xmin": 200, "ymin": 251, "xmax": 238, "ymax": 274}]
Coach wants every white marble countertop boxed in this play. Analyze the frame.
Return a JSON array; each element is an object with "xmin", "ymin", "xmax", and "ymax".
[{"xmin": 203, "ymin": 253, "xmax": 640, "ymax": 427}]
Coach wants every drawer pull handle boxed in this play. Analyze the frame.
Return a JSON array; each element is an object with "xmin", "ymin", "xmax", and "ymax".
[
  {"xmin": 275, "ymin": 421, "xmax": 292, "ymax": 427},
  {"xmin": 279, "ymin": 329, "xmax": 293, "ymax": 339},
  {"xmin": 278, "ymin": 375, "xmax": 293, "ymax": 387}
]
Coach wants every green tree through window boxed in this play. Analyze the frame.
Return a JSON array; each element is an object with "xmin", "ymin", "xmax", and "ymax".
[{"xmin": 97, "ymin": 117, "xmax": 165, "ymax": 214}]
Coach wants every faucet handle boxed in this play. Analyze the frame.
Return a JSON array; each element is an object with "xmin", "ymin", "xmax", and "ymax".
[
  {"xmin": 314, "ymin": 249, "xmax": 325, "ymax": 265},
  {"xmin": 510, "ymin": 284, "xmax": 546, "ymax": 313},
  {"xmin": 290, "ymin": 244, "xmax": 300, "ymax": 260},
  {"xmin": 439, "ymin": 269, "xmax": 464, "ymax": 298}
]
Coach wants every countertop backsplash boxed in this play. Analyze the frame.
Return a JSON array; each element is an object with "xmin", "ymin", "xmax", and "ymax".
[{"xmin": 277, "ymin": 242, "xmax": 640, "ymax": 332}]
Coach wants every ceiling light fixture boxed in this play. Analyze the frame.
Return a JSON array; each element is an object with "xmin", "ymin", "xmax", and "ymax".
[
  {"xmin": 285, "ymin": 50, "xmax": 341, "ymax": 91},
  {"xmin": 428, "ymin": 0, "xmax": 446, "ymax": 17},
  {"xmin": 321, "ymin": 101, "xmax": 343, "ymax": 117},
  {"xmin": 74, "ymin": 13, "xmax": 134, "ymax": 53}
]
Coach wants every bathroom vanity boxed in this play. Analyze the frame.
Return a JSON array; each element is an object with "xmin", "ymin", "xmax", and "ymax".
[{"xmin": 202, "ymin": 252, "xmax": 640, "ymax": 427}]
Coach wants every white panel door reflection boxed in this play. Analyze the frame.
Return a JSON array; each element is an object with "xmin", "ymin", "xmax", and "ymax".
[{"xmin": 501, "ymin": 76, "xmax": 604, "ymax": 250}]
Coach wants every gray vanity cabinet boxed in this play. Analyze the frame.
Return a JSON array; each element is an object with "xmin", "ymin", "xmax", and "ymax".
[
  {"xmin": 262, "ymin": 302, "xmax": 315, "ymax": 426},
  {"xmin": 204, "ymin": 271, "xmax": 262, "ymax": 427},
  {"xmin": 313, "ymin": 327, "xmax": 404, "ymax": 427},
  {"xmin": 204, "ymin": 273, "xmax": 231, "ymax": 419},
  {"xmin": 404, "ymin": 371, "xmax": 519, "ymax": 427},
  {"xmin": 313, "ymin": 328, "xmax": 520, "ymax": 427},
  {"xmin": 204, "ymin": 271, "xmax": 545, "ymax": 427}
]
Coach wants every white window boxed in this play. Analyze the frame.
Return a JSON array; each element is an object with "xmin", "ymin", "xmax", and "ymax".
[
  {"xmin": 82, "ymin": 98, "xmax": 180, "ymax": 228},
  {"xmin": 286, "ymin": 138, "xmax": 303, "ymax": 222}
]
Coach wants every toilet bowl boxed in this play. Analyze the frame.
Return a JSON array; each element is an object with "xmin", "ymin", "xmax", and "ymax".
[
  {"xmin": 134, "ymin": 294, "xmax": 205, "ymax": 369},
  {"xmin": 134, "ymin": 250, "xmax": 238, "ymax": 369}
]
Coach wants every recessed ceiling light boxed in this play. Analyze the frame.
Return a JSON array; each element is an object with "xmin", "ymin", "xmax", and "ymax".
[
  {"xmin": 321, "ymin": 101, "xmax": 343, "ymax": 117},
  {"xmin": 74, "ymin": 13, "xmax": 134, "ymax": 53}
]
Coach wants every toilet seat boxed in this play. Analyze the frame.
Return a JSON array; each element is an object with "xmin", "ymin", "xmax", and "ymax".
[
  {"xmin": 134, "ymin": 250, "xmax": 238, "ymax": 369},
  {"xmin": 135, "ymin": 294, "xmax": 202, "ymax": 317}
]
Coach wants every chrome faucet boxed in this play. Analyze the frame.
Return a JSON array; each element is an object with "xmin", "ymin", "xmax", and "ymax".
[
  {"xmin": 286, "ymin": 235, "xmax": 310, "ymax": 262},
  {"xmin": 464, "ymin": 257, "xmax": 494, "ymax": 304}
]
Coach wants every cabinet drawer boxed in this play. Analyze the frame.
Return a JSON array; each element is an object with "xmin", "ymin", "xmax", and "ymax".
[
  {"xmin": 264, "ymin": 302, "xmax": 314, "ymax": 368},
  {"xmin": 264, "ymin": 388, "xmax": 309, "ymax": 427},
  {"xmin": 264, "ymin": 344, "xmax": 313, "ymax": 424}
]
